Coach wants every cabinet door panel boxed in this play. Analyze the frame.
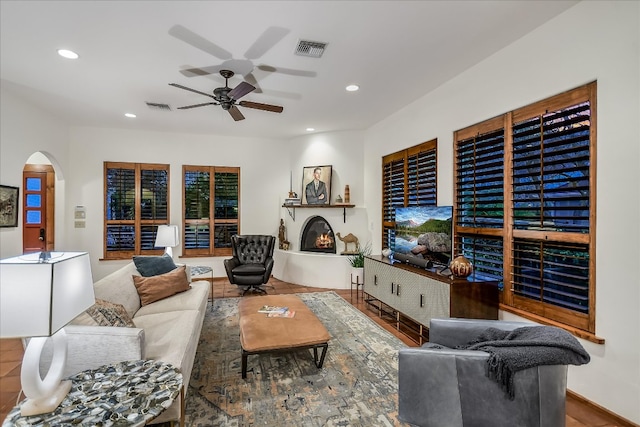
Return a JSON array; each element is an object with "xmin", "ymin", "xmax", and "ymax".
[
  {"xmin": 364, "ymin": 257, "xmax": 393, "ymax": 305},
  {"xmin": 394, "ymin": 270, "xmax": 449, "ymax": 325}
]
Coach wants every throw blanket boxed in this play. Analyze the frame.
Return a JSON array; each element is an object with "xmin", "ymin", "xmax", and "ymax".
[{"xmin": 459, "ymin": 326, "xmax": 590, "ymax": 399}]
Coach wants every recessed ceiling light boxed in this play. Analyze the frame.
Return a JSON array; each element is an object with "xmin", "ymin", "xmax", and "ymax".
[
  {"xmin": 306, "ymin": 128, "xmax": 315, "ymax": 132},
  {"xmin": 57, "ymin": 49, "xmax": 79, "ymax": 59},
  {"xmin": 124, "ymin": 113, "xmax": 136, "ymax": 118},
  {"xmin": 345, "ymin": 84, "xmax": 359, "ymax": 92}
]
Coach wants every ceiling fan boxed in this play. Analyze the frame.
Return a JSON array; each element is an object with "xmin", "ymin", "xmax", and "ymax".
[
  {"xmin": 169, "ymin": 70, "xmax": 283, "ymax": 121},
  {"xmin": 168, "ymin": 25, "xmax": 316, "ymax": 87}
]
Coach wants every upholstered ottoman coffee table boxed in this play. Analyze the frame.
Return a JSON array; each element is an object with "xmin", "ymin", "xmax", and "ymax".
[{"xmin": 238, "ymin": 295, "xmax": 331, "ymax": 379}]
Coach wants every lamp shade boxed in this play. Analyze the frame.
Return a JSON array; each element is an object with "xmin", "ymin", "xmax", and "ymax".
[
  {"xmin": 0, "ymin": 252, "xmax": 95, "ymax": 338},
  {"xmin": 155, "ymin": 224, "xmax": 180, "ymax": 248}
]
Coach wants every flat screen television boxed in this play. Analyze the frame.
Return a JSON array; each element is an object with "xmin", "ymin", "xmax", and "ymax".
[{"xmin": 394, "ymin": 206, "xmax": 453, "ymax": 268}]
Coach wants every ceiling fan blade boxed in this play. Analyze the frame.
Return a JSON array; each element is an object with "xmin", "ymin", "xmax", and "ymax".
[
  {"xmin": 228, "ymin": 106, "xmax": 245, "ymax": 121},
  {"xmin": 256, "ymin": 64, "xmax": 317, "ymax": 77},
  {"xmin": 177, "ymin": 102, "xmax": 218, "ymax": 110},
  {"xmin": 168, "ymin": 25, "xmax": 232, "ymax": 60},
  {"xmin": 244, "ymin": 72, "xmax": 262, "ymax": 93},
  {"xmin": 239, "ymin": 101, "xmax": 284, "ymax": 113},
  {"xmin": 228, "ymin": 81, "xmax": 256, "ymax": 100},
  {"xmin": 227, "ymin": 82, "xmax": 256, "ymax": 100},
  {"xmin": 179, "ymin": 64, "xmax": 224, "ymax": 78},
  {"xmin": 244, "ymin": 27, "xmax": 290, "ymax": 60},
  {"xmin": 169, "ymin": 83, "xmax": 215, "ymax": 99}
]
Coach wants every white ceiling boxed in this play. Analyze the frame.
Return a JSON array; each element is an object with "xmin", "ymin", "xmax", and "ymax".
[{"xmin": 1, "ymin": 1, "xmax": 579, "ymax": 140}]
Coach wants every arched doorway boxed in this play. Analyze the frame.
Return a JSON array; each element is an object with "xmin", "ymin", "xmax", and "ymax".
[{"xmin": 22, "ymin": 153, "xmax": 57, "ymax": 253}]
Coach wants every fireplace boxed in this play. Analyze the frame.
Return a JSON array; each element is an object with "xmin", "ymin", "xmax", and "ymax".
[{"xmin": 300, "ymin": 215, "xmax": 336, "ymax": 254}]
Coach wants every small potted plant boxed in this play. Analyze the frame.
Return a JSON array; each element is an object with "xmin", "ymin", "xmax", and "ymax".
[{"xmin": 347, "ymin": 242, "xmax": 371, "ymax": 285}]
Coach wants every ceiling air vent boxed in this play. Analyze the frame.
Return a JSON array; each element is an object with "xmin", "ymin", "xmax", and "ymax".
[
  {"xmin": 145, "ymin": 102, "xmax": 172, "ymax": 111},
  {"xmin": 294, "ymin": 40, "xmax": 327, "ymax": 58}
]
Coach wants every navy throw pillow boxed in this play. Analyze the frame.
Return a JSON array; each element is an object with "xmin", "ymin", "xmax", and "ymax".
[{"xmin": 133, "ymin": 254, "xmax": 177, "ymax": 277}]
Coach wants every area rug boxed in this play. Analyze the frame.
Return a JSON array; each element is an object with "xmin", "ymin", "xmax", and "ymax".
[{"xmin": 184, "ymin": 291, "xmax": 409, "ymax": 426}]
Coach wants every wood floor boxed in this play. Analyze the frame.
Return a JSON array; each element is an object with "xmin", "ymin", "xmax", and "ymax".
[{"xmin": 0, "ymin": 277, "xmax": 632, "ymax": 426}]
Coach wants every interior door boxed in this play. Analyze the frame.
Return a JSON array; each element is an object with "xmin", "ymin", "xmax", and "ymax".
[{"xmin": 22, "ymin": 165, "xmax": 55, "ymax": 253}]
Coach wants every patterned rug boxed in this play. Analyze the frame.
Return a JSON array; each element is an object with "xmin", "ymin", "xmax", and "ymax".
[{"xmin": 184, "ymin": 291, "xmax": 409, "ymax": 426}]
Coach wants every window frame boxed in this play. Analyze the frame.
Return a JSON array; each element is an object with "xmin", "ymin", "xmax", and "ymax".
[
  {"xmin": 453, "ymin": 82, "xmax": 597, "ymax": 336},
  {"xmin": 182, "ymin": 165, "xmax": 240, "ymax": 257},
  {"xmin": 382, "ymin": 139, "xmax": 438, "ymax": 250},
  {"xmin": 103, "ymin": 161, "xmax": 170, "ymax": 260}
]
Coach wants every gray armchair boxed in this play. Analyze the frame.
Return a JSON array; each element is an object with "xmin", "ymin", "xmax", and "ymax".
[
  {"xmin": 224, "ymin": 235, "xmax": 275, "ymax": 295},
  {"xmin": 398, "ymin": 318, "xmax": 570, "ymax": 427}
]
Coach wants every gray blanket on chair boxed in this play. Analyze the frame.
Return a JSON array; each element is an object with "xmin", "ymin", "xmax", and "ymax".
[{"xmin": 460, "ymin": 326, "xmax": 590, "ymax": 399}]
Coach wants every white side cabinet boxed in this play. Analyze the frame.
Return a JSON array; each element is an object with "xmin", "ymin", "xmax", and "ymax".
[{"xmin": 364, "ymin": 256, "xmax": 498, "ymax": 343}]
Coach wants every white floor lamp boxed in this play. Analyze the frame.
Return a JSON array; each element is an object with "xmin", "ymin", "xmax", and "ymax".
[{"xmin": 0, "ymin": 252, "xmax": 95, "ymax": 416}]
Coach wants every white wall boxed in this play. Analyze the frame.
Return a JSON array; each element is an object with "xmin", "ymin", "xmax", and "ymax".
[
  {"xmin": 0, "ymin": 85, "xmax": 71, "ymax": 258},
  {"xmin": 272, "ymin": 130, "xmax": 369, "ymax": 288},
  {"xmin": 363, "ymin": 1, "xmax": 640, "ymax": 422},
  {"xmin": 284, "ymin": 130, "xmax": 369, "ymax": 251},
  {"xmin": 64, "ymin": 126, "xmax": 288, "ymax": 279}
]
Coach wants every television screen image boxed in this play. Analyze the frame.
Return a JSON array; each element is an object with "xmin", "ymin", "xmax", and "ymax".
[{"xmin": 394, "ymin": 206, "xmax": 453, "ymax": 267}]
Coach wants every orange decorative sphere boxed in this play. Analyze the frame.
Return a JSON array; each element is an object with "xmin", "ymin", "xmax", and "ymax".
[{"xmin": 450, "ymin": 255, "xmax": 473, "ymax": 278}]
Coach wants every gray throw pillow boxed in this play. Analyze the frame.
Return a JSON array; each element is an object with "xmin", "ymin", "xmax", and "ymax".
[{"xmin": 133, "ymin": 254, "xmax": 177, "ymax": 277}]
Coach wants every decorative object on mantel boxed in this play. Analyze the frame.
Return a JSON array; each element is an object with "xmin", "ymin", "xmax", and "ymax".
[
  {"xmin": 335, "ymin": 194, "xmax": 343, "ymax": 203},
  {"xmin": 450, "ymin": 254, "xmax": 473, "ymax": 278},
  {"xmin": 0, "ymin": 185, "xmax": 19, "ymax": 228},
  {"xmin": 288, "ymin": 171, "xmax": 298, "ymax": 199},
  {"xmin": 344, "ymin": 184, "xmax": 350, "ymax": 204},
  {"xmin": 336, "ymin": 232, "xmax": 360, "ymax": 255},
  {"xmin": 284, "ymin": 197, "xmax": 301, "ymax": 205},
  {"xmin": 381, "ymin": 248, "xmax": 392, "ymax": 258},
  {"xmin": 282, "ymin": 241, "xmax": 290, "ymax": 250}
]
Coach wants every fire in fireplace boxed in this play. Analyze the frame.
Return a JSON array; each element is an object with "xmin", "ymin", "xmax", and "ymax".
[{"xmin": 300, "ymin": 215, "xmax": 336, "ymax": 254}]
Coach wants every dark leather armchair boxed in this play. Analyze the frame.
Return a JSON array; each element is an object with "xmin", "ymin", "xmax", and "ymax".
[
  {"xmin": 398, "ymin": 318, "xmax": 570, "ymax": 427},
  {"xmin": 224, "ymin": 235, "xmax": 275, "ymax": 295}
]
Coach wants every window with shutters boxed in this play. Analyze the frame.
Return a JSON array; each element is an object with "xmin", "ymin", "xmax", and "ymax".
[
  {"xmin": 382, "ymin": 139, "xmax": 437, "ymax": 251},
  {"xmin": 104, "ymin": 162, "xmax": 169, "ymax": 259},
  {"xmin": 453, "ymin": 82, "xmax": 596, "ymax": 334},
  {"xmin": 455, "ymin": 116, "xmax": 506, "ymax": 285},
  {"xmin": 183, "ymin": 165, "xmax": 239, "ymax": 257}
]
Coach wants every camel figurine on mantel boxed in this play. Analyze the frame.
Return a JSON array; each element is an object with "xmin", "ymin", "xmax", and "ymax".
[{"xmin": 336, "ymin": 232, "xmax": 360, "ymax": 255}]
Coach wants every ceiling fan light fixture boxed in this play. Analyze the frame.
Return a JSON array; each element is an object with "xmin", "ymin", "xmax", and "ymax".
[
  {"xmin": 346, "ymin": 84, "xmax": 359, "ymax": 92},
  {"xmin": 57, "ymin": 49, "xmax": 79, "ymax": 59},
  {"xmin": 294, "ymin": 40, "xmax": 327, "ymax": 58}
]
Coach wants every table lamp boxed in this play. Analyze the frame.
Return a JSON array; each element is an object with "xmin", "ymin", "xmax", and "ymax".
[
  {"xmin": 0, "ymin": 251, "xmax": 95, "ymax": 416},
  {"xmin": 155, "ymin": 224, "xmax": 180, "ymax": 258}
]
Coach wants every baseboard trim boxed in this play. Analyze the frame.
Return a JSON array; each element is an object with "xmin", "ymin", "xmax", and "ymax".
[{"xmin": 567, "ymin": 390, "xmax": 639, "ymax": 427}]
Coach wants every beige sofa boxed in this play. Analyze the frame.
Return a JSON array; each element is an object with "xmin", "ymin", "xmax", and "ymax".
[{"xmin": 42, "ymin": 261, "xmax": 209, "ymax": 425}]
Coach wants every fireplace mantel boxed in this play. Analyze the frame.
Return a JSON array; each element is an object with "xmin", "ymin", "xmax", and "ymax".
[{"xmin": 282, "ymin": 204, "xmax": 355, "ymax": 222}]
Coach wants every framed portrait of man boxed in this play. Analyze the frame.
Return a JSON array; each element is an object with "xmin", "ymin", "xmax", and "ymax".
[{"xmin": 301, "ymin": 165, "xmax": 332, "ymax": 205}]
